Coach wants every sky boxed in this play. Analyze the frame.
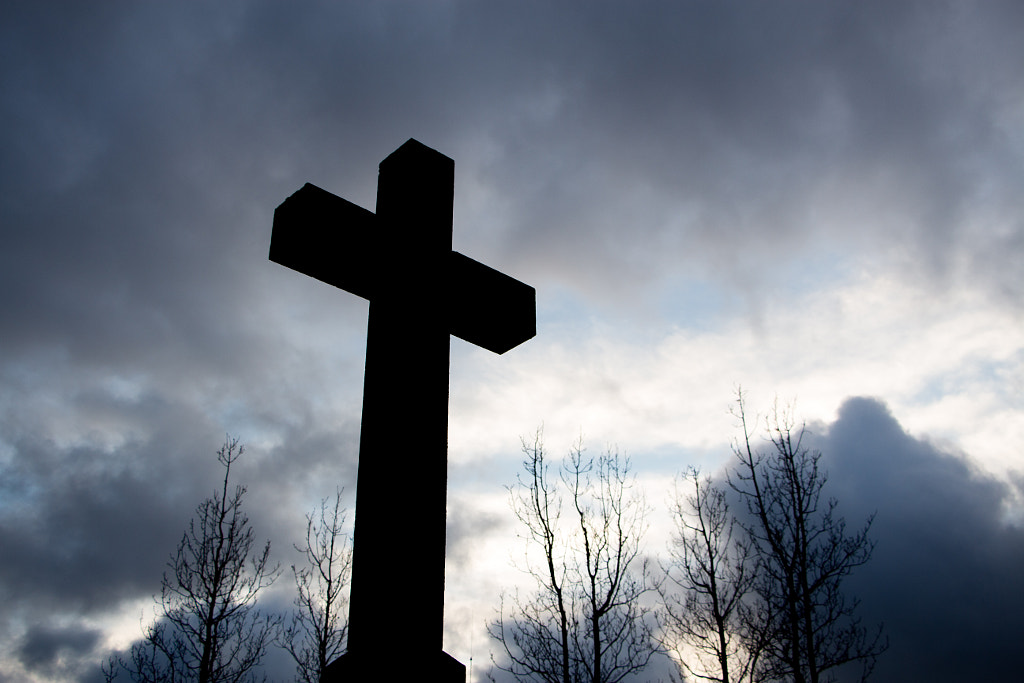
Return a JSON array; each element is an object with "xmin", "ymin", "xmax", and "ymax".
[{"xmin": 1, "ymin": 1, "xmax": 1022, "ymax": 681}]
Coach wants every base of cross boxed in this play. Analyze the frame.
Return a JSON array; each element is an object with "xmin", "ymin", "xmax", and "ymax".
[{"xmin": 322, "ymin": 649, "xmax": 465, "ymax": 682}]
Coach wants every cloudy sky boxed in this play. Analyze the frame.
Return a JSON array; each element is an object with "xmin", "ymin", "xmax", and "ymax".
[{"xmin": 1, "ymin": 1, "xmax": 1022, "ymax": 681}]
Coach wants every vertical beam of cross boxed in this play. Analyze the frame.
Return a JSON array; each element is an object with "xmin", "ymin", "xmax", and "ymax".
[{"xmin": 269, "ymin": 139, "xmax": 536, "ymax": 681}]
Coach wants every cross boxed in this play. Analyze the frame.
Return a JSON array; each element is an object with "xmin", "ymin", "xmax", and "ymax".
[{"xmin": 269, "ymin": 139, "xmax": 536, "ymax": 682}]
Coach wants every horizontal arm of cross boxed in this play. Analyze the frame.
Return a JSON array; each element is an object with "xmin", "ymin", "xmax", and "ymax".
[
  {"xmin": 270, "ymin": 183, "xmax": 536, "ymax": 354},
  {"xmin": 447, "ymin": 252, "xmax": 535, "ymax": 354},
  {"xmin": 270, "ymin": 183, "xmax": 377, "ymax": 300}
]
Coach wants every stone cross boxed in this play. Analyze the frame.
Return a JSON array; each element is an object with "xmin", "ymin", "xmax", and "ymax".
[{"xmin": 269, "ymin": 139, "xmax": 536, "ymax": 681}]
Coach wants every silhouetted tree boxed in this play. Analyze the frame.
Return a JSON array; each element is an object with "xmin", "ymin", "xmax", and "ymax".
[
  {"xmin": 281, "ymin": 490, "xmax": 352, "ymax": 683},
  {"xmin": 489, "ymin": 433, "xmax": 658, "ymax": 683},
  {"xmin": 728, "ymin": 394, "xmax": 885, "ymax": 683},
  {"xmin": 107, "ymin": 437, "xmax": 281, "ymax": 683},
  {"xmin": 659, "ymin": 467, "xmax": 759, "ymax": 683}
]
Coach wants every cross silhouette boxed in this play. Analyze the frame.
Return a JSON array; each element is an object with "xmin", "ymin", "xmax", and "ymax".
[{"xmin": 270, "ymin": 139, "xmax": 536, "ymax": 681}]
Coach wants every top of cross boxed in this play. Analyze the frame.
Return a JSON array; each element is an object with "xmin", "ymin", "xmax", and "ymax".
[{"xmin": 269, "ymin": 138, "xmax": 535, "ymax": 354}]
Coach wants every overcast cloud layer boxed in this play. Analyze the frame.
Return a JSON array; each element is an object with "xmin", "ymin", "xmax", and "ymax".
[{"xmin": 1, "ymin": 2, "xmax": 1022, "ymax": 681}]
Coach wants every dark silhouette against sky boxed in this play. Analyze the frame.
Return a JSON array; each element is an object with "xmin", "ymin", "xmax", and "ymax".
[{"xmin": 270, "ymin": 139, "xmax": 534, "ymax": 681}]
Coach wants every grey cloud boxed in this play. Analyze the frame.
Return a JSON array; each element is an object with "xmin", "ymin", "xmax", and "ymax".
[
  {"xmin": 446, "ymin": 499, "xmax": 507, "ymax": 571},
  {"xmin": 4, "ymin": 0, "xmax": 1022, "ymax": 367},
  {"xmin": 16, "ymin": 623, "xmax": 101, "ymax": 675},
  {"xmin": 0, "ymin": 391, "xmax": 359, "ymax": 614},
  {"xmin": 705, "ymin": 397, "xmax": 1023, "ymax": 682},
  {"xmin": 810, "ymin": 398, "xmax": 1024, "ymax": 682},
  {"xmin": 0, "ymin": 397, "xmax": 228, "ymax": 614},
  {"xmin": 1, "ymin": 2, "xmax": 1022, "ymax": 680},
  {"xmin": 474, "ymin": 1, "xmax": 1024, "ymax": 298}
]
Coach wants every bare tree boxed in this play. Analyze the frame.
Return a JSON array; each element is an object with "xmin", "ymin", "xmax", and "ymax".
[
  {"xmin": 489, "ymin": 432, "xmax": 659, "ymax": 683},
  {"xmin": 728, "ymin": 394, "xmax": 885, "ymax": 683},
  {"xmin": 282, "ymin": 490, "xmax": 352, "ymax": 683},
  {"xmin": 108, "ymin": 437, "xmax": 281, "ymax": 683},
  {"xmin": 659, "ymin": 467, "xmax": 759, "ymax": 683}
]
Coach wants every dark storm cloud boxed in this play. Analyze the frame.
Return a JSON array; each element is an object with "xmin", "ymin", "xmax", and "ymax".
[
  {"xmin": 704, "ymin": 397, "xmax": 1023, "ymax": 681},
  {"xmin": 16, "ymin": 623, "xmax": 101, "ymax": 675},
  {"xmin": 458, "ymin": 1, "xmax": 1024, "ymax": 300},
  {"xmin": 0, "ymin": 386, "xmax": 361, "ymax": 613},
  {"xmin": 0, "ymin": 394, "xmax": 230, "ymax": 614},
  {"xmin": 0, "ymin": 2, "xmax": 1021, "ymax": 680},
  {"xmin": 0, "ymin": 0, "xmax": 372, "ymax": 639},
  {"xmin": 3, "ymin": 0, "xmax": 1022, "ymax": 372},
  {"xmin": 807, "ymin": 398, "xmax": 1024, "ymax": 682}
]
